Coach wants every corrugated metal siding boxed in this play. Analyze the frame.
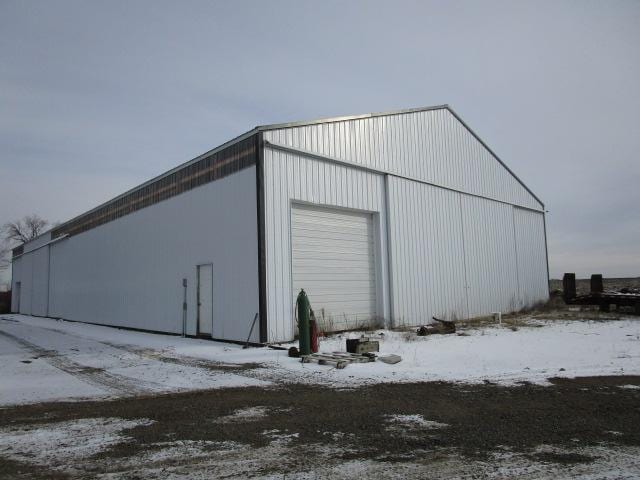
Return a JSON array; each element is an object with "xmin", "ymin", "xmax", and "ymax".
[
  {"xmin": 10, "ymin": 256, "xmax": 22, "ymax": 313},
  {"xmin": 265, "ymin": 146, "xmax": 548, "ymax": 338},
  {"xmin": 387, "ymin": 177, "xmax": 467, "ymax": 324},
  {"xmin": 263, "ymin": 108, "xmax": 542, "ymax": 211},
  {"xmin": 263, "ymin": 148, "xmax": 389, "ymax": 343},
  {"xmin": 22, "ymin": 232, "xmax": 52, "ymax": 253},
  {"xmin": 513, "ymin": 207, "xmax": 549, "ymax": 307},
  {"xmin": 386, "ymin": 179, "xmax": 547, "ymax": 325},
  {"xmin": 10, "ymin": 234, "xmax": 53, "ymax": 317},
  {"xmin": 47, "ymin": 167, "xmax": 259, "ymax": 341},
  {"xmin": 461, "ymin": 195, "xmax": 520, "ymax": 316},
  {"xmin": 17, "ymin": 253, "xmax": 32, "ymax": 315},
  {"xmin": 291, "ymin": 204, "xmax": 377, "ymax": 332},
  {"xmin": 29, "ymin": 247, "xmax": 50, "ymax": 316}
]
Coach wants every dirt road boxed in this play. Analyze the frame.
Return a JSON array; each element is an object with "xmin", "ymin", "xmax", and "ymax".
[{"xmin": 1, "ymin": 376, "xmax": 640, "ymax": 479}]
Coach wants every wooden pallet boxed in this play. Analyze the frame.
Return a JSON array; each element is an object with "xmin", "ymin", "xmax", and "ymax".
[{"xmin": 301, "ymin": 352, "xmax": 376, "ymax": 369}]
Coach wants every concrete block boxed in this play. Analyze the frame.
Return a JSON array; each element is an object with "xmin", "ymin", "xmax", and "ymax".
[{"xmin": 378, "ymin": 354, "xmax": 402, "ymax": 364}]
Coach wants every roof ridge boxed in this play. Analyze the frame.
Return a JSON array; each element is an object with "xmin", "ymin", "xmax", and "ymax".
[{"xmin": 256, "ymin": 104, "xmax": 450, "ymax": 131}]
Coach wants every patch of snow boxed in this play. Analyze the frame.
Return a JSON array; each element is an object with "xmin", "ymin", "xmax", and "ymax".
[
  {"xmin": 484, "ymin": 444, "xmax": 640, "ymax": 479},
  {"xmin": 133, "ymin": 440, "xmax": 239, "ymax": 463},
  {"xmin": 262, "ymin": 429, "xmax": 300, "ymax": 445},
  {"xmin": 214, "ymin": 406, "xmax": 270, "ymax": 423},
  {"xmin": 385, "ymin": 414, "xmax": 448, "ymax": 430},
  {"xmin": 101, "ymin": 439, "xmax": 349, "ymax": 479},
  {"xmin": 322, "ymin": 431, "xmax": 354, "ymax": 442},
  {"xmin": 619, "ymin": 384, "xmax": 640, "ymax": 389},
  {"xmin": 0, "ymin": 417, "xmax": 153, "ymax": 468}
]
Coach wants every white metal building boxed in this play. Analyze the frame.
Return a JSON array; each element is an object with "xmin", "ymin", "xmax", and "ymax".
[{"xmin": 11, "ymin": 105, "xmax": 549, "ymax": 344}]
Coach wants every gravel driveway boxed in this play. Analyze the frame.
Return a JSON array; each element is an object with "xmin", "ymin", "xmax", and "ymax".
[{"xmin": 1, "ymin": 376, "xmax": 640, "ymax": 478}]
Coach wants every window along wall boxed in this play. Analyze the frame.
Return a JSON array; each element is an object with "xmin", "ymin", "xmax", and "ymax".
[{"xmin": 51, "ymin": 135, "xmax": 257, "ymax": 240}]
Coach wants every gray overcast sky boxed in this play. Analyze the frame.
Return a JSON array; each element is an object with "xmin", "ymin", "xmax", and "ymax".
[{"xmin": 1, "ymin": 0, "xmax": 638, "ymax": 283}]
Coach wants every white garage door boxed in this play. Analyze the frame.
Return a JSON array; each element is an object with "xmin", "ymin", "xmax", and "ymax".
[{"xmin": 291, "ymin": 204, "xmax": 377, "ymax": 332}]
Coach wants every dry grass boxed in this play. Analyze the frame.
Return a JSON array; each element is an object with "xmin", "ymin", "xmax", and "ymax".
[
  {"xmin": 315, "ymin": 279, "xmax": 638, "ymax": 343},
  {"xmin": 393, "ymin": 290, "xmax": 635, "ymax": 339}
]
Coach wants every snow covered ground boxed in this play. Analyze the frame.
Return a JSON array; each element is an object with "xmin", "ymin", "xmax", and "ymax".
[
  {"xmin": 0, "ymin": 314, "xmax": 269, "ymax": 406},
  {"xmin": 1, "ymin": 313, "xmax": 639, "ymax": 406},
  {"xmin": 310, "ymin": 318, "xmax": 640, "ymax": 386}
]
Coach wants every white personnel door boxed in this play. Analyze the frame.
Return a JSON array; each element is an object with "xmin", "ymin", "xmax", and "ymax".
[
  {"xmin": 291, "ymin": 204, "xmax": 377, "ymax": 333},
  {"xmin": 197, "ymin": 264, "xmax": 213, "ymax": 336}
]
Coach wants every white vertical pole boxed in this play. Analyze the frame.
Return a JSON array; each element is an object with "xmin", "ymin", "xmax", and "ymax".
[{"xmin": 182, "ymin": 278, "xmax": 187, "ymax": 337}]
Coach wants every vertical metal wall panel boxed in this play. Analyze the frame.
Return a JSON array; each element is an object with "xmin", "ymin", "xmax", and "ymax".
[
  {"xmin": 17, "ymin": 253, "xmax": 33, "ymax": 315},
  {"xmin": 29, "ymin": 246, "xmax": 50, "ymax": 317},
  {"xmin": 386, "ymin": 177, "xmax": 467, "ymax": 324},
  {"xmin": 9, "ymin": 233, "xmax": 53, "ymax": 316},
  {"xmin": 264, "ymin": 109, "xmax": 542, "ymax": 211},
  {"xmin": 47, "ymin": 167, "xmax": 260, "ymax": 341},
  {"xmin": 263, "ymin": 148, "xmax": 389, "ymax": 343},
  {"xmin": 360, "ymin": 178, "xmax": 545, "ymax": 326},
  {"xmin": 461, "ymin": 196, "xmax": 520, "ymax": 316},
  {"xmin": 22, "ymin": 232, "xmax": 52, "ymax": 253},
  {"xmin": 513, "ymin": 207, "xmax": 549, "ymax": 307},
  {"xmin": 10, "ymin": 256, "xmax": 22, "ymax": 313}
]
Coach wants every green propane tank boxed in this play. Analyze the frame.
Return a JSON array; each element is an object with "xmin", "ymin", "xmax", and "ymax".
[{"xmin": 297, "ymin": 289, "xmax": 311, "ymax": 356}]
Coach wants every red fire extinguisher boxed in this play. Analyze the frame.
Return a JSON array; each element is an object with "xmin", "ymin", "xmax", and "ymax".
[{"xmin": 310, "ymin": 309, "xmax": 319, "ymax": 353}]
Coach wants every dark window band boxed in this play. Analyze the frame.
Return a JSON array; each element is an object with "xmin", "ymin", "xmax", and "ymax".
[{"xmin": 51, "ymin": 136, "xmax": 256, "ymax": 239}]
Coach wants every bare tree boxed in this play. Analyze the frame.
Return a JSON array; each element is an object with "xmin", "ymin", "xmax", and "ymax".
[
  {"xmin": 0, "ymin": 214, "xmax": 50, "ymax": 271},
  {"xmin": 3, "ymin": 214, "xmax": 49, "ymax": 245},
  {"xmin": 0, "ymin": 243, "xmax": 10, "ymax": 271}
]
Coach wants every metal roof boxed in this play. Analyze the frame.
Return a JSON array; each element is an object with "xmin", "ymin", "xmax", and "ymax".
[
  {"xmin": 20, "ymin": 104, "xmax": 543, "ymax": 249},
  {"xmin": 255, "ymin": 104, "xmax": 450, "ymax": 131},
  {"xmin": 256, "ymin": 104, "xmax": 543, "ymax": 208}
]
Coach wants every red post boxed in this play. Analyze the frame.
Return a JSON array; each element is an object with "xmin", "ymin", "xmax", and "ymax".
[{"xmin": 310, "ymin": 319, "xmax": 319, "ymax": 353}]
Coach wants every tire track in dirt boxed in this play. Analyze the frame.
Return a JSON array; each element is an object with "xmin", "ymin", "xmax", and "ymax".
[
  {"xmin": 1, "ymin": 316, "xmax": 262, "ymax": 373},
  {"xmin": 102, "ymin": 342, "xmax": 262, "ymax": 371},
  {"xmin": 0, "ymin": 316, "xmax": 336, "ymax": 389},
  {"xmin": 1, "ymin": 316, "xmax": 271, "ymax": 390},
  {"xmin": 0, "ymin": 328, "xmax": 161, "ymax": 396}
]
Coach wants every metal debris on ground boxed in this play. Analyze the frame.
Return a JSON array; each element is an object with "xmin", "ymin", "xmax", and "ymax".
[
  {"xmin": 301, "ymin": 352, "xmax": 376, "ymax": 369},
  {"xmin": 288, "ymin": 346, "xmax": 300, "ymax": 358},
  {"xmin": 417, "ymin": 317, "xmax": 456, "ymax": 336},
  {"xmin": 346, "ymin": 337, "xmax": 380, "ymax": 354}
]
